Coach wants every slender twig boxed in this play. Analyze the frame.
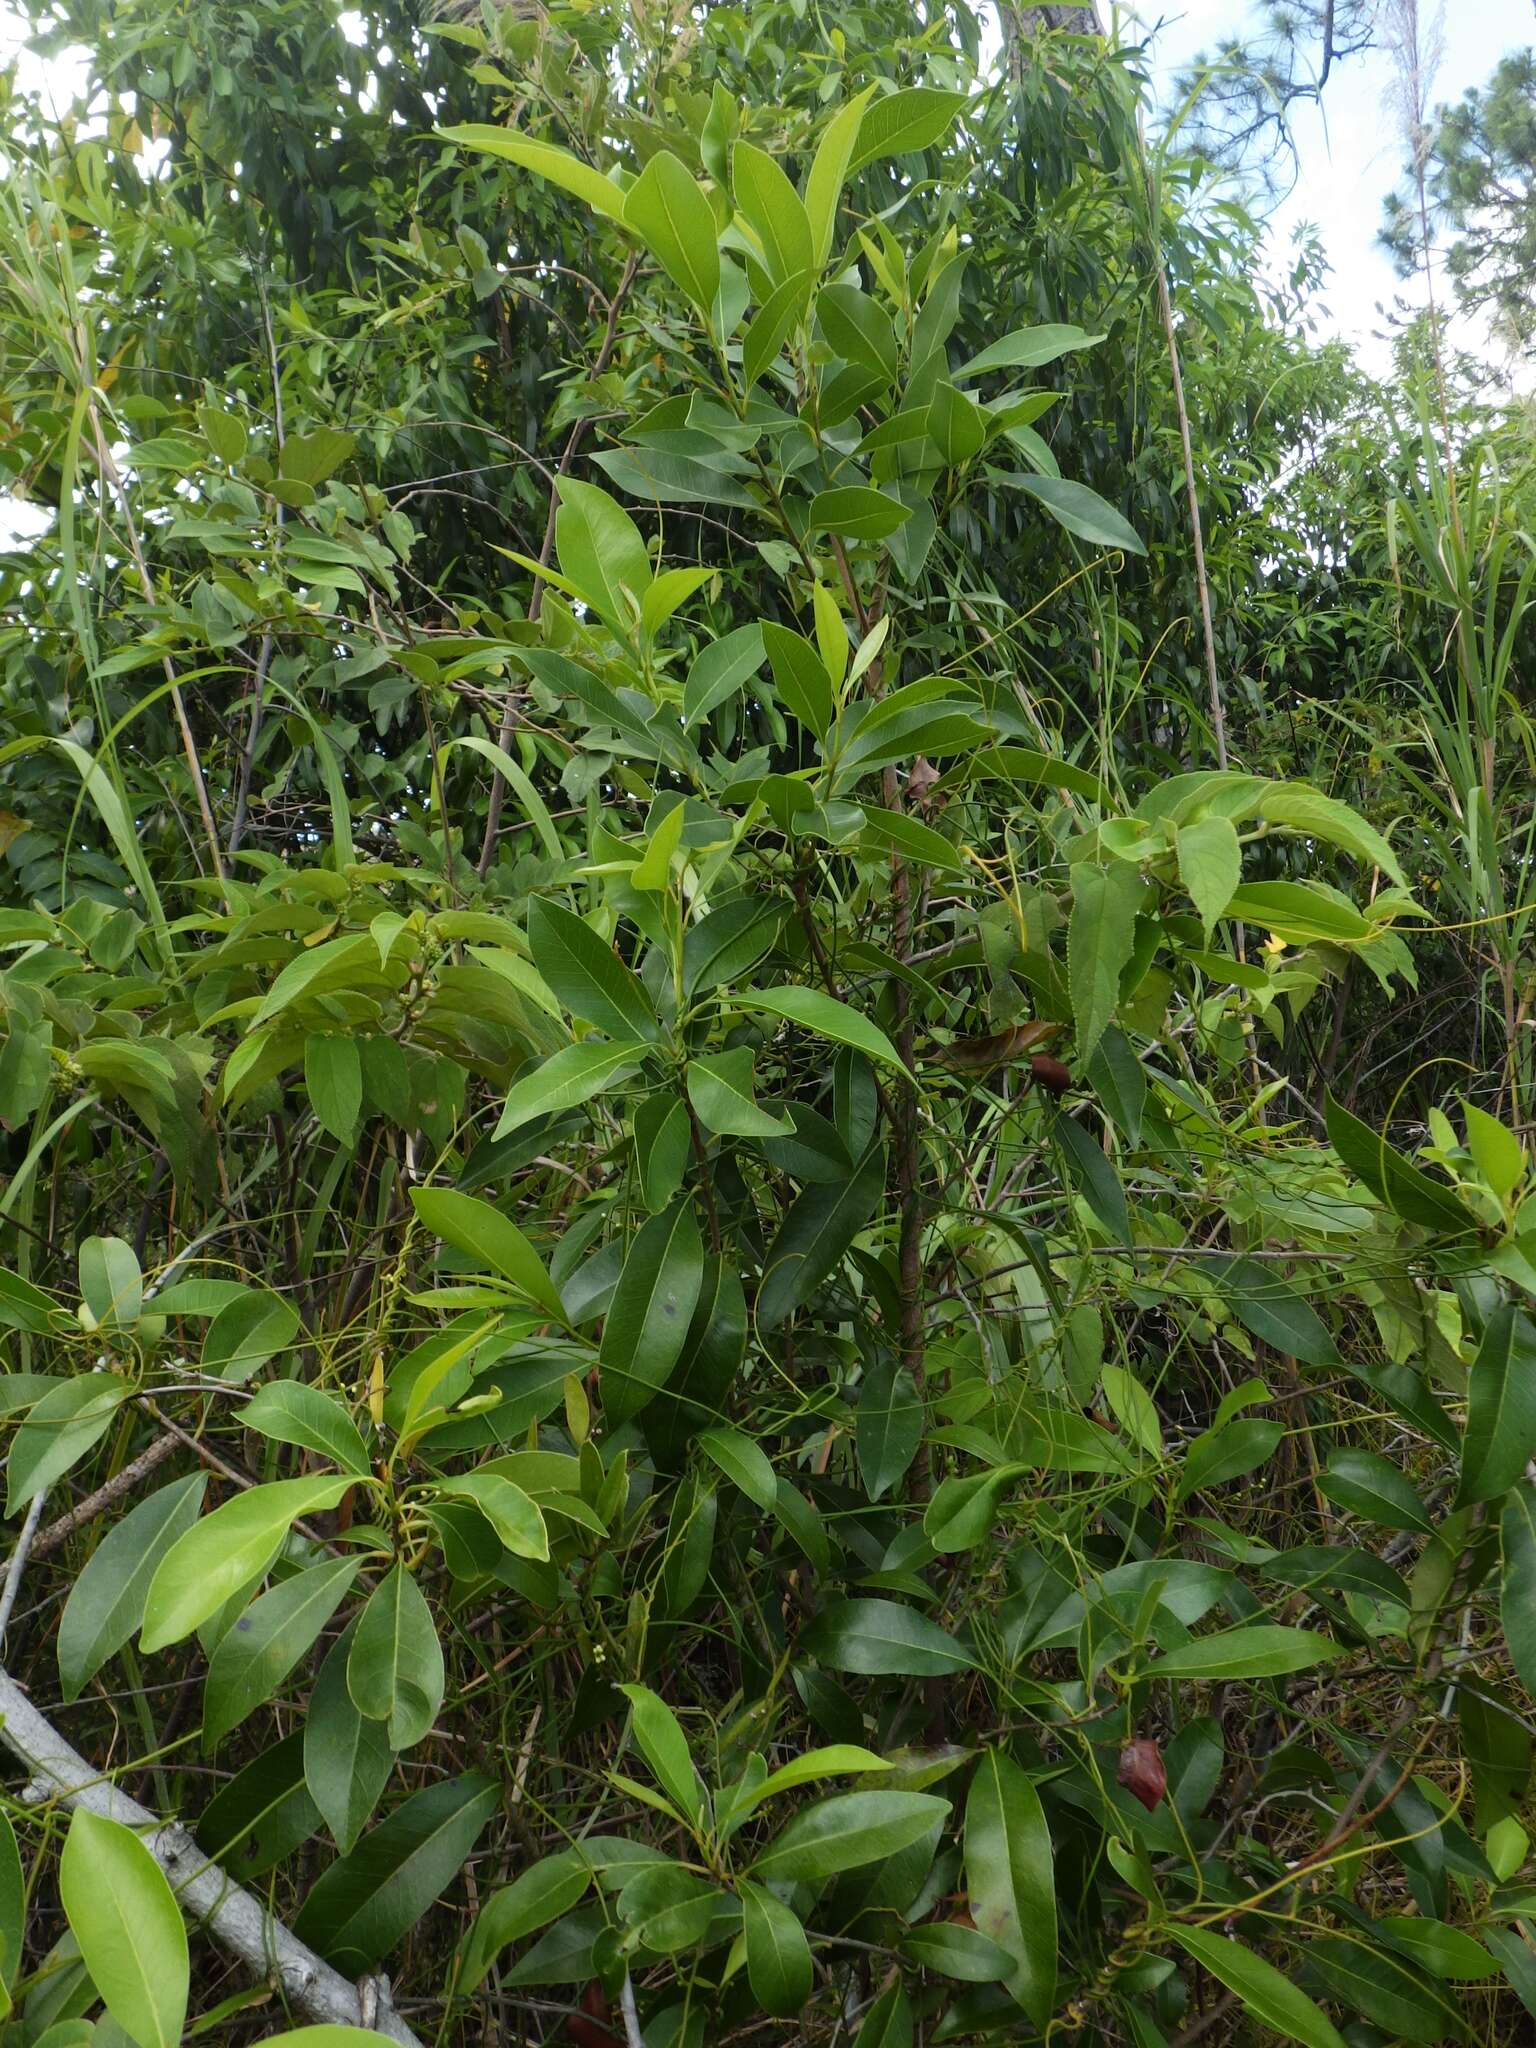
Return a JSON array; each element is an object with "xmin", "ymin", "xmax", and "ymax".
[{"xmin": 0, "ymin": 1493, "xmax": 47, "ymax": 1644}]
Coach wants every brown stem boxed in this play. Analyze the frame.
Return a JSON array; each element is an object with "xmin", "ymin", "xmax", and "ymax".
[{"xmin": 32, "ymin": 1431, "xmax": 182, "ymax": 1559}]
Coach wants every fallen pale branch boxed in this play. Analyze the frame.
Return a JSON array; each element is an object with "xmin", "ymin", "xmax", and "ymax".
[{"xmin": 0, "ymin": 1667, "xmax": 423, "ymax": 2047}]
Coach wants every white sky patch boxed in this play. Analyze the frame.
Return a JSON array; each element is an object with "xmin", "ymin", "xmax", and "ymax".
[{"xmin": 1128, "ymin": 0, "xmax": 1536, "ymax": 376}]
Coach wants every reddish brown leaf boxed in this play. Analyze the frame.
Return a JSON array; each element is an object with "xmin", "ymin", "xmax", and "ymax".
[
  {"xmin": 1118, "ymin": 1737, "xmax": 1167, "ymax": 1813},
  {"xmin": 570, "ymin": 1981, "xmax": 621, "ymax": 2048},
  {"xmin": 933, "ymin": 1020, "xmax": 1064, "ymax": 1076}
]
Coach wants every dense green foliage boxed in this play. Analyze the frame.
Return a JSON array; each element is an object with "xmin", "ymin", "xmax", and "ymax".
[{"xmin": 2, "ymin": 4, "xmax": 1536, "ymax": 2045}]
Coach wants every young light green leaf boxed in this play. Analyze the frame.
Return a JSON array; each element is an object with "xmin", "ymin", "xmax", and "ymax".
[
  {"xmin": 141, "ymin": 1475, "xmax": 354, "ymax": 1652},
  {"xmin": 59, "ymin": 1811, "xmax": 188, "ymax": 2048},
  {"xmin": 805, "ymin": 88, "xmax": 874, "ymax": 264},
  {"xmin": 409, "ymin": 1186, "xmax": 565, "ymax": 1323},
  {"xmin": 435, "ymin": 127, "xmax": 627, "ymax": 220}
]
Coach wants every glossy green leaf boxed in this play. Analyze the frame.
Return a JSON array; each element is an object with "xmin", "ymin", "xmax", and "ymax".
[
  {"xmin": 687, "ymin": 1049, "xmax": 790, "ymax": 1139},
  {"xmin": 848, "ymin": 86, "xmax": 967, "ymax": 171},
  {"xmin": 554, "ymin": 477, "xmax": 651, "ymax": 626},
  {"xmin": 305, "ymin": 1621, "xmax": 395, "ymax": 1854},
  {"xmin": 1168, "ymin": 1926, "xmax": 1345, "ymax": 2048},
  {"xmin": 304, "ymin": 1034, "xmax": 362, "ymax": 1145},
  {"xmin": 494, "ymin": 1039, "xmax": 646, "ymax": 1139},
  {"xmin": 437, "ymin": 1471, "xmax": 549, "ymax": 1560},
  {"xmin": 242, "ymin": 1381, "xmax": 371, "ymax": 1479},
  {"xmin": 1210, "ymin": 1255, "xmax": 1339, "ymax": 1366},
  {"xmin": 1067, "ymin": 860, "xmax": 1143, "ymax": 1063},
  {"xmin": 1149, "ymin": 1626, "xmax": 1344, "ymax": 1683},
  {"xmin": 436, "ymin": 126, "xmax": 626, "ymax": 220},
  {"xmin": 751, "ymin": 1789, "xmax": 950, "ymax": 1881},
  {"xmin": 1178, "ymin": 814, "xmax": 1242, "ymax": 937},
  {"xmin": 856, "ymin": 1361, "xmax": 924, "ymax": 1501},
  {"xmin": 78, "ymin": 1235, "xmax": 142, "ymax": 1328},
  {"xmin": 202, "ymin": 1287, "xmax": 301, "ymax": 1383},
  {"xmin": 1458, "ymin": 1303, "xmax": 1536, "ymax": 1505},
  {"xmin": 6, "ymin": 1373, "xmax": 127, "ymax": 1514},
  {"xmin": 742, "ymin": 1880, "xmax": 812, "ymax": 2015},
  {"xmin": 733, "ymin": 141, "xmax": 813, "ymax": 283},
  {"xmin": 203, "ymin": 1555, "xmax": 358, "ymax": 1747},
  {"xmin": 617, "ymin": 1683, "xmax": 706, "ymax": 1824},
  {"xmin": 802, "ymin": 1597, "xmax": 977, "ymax": 1676},
  {"xmin": 599, "ymin": 1201, "xmax": 705, "ymax": 1425},
  {"xmin": 292, "ymin": 1774, "xmax": 498, "ymax": 1974},
  {"xmin": 807, "ymin": 486, "xmax": 911, "ymax": 541},
  {"xmin": 695, "ymin": 1425, "xmax": 776, "ymax": 1509},
  {"xmin": 57, "ymin": 1474, "xmax": 205, "ymax": 1702},
  {"xmin": 965, "ymin": 1749, "xmax": 1056, "ymax": 2020},
  {"xmin": 527, "ymin": 900, "xmax": 658, "ymax": 1043},
  {"xmin": 1319, "ymin": 1448, "xmax": 1433, "ymax": 1533},
  {"xmin": 623, "ymin": 151, "xmax": 720, "ymax": 319},
  {"xmin": 1501, "ymin": 1481, "xmax": 1536, "ymax": 1694},
  {"xmin": 457, "ymin": 1849, "xmax": 595, "ymax": 1993},
  {"xmin": 347, "ymin": 1563, "xmax": 444, "ymax": 1749},
  {"xmin": 1009, "ymin": 472, "xmax": 1146, "ymax": 555}
]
